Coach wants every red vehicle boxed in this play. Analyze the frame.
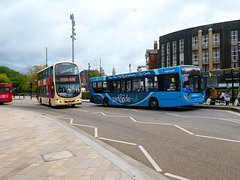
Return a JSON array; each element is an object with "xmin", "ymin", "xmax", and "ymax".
[{"xmin": 0, "ymin": 83, "xmax": 12, "ymax": 104}]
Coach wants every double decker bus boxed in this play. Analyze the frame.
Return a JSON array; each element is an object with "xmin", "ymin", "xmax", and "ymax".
[
  {"xmin": 0, "ymin": 83, "xmax": 12, "ymax": 104},
  {"xmin": 37, "ymin": 62, "xmax": 82, "ymax": 107},
  {"xmin": 89, "ymin": 65, "xmax": 205, "ymax": 109}
]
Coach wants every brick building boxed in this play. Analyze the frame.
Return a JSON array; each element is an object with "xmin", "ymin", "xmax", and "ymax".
[{"xmin": 145, "ymin": 41, "xmax": 158, "ymax": 70}]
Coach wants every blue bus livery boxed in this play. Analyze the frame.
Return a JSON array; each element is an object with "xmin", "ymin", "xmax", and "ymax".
[{"xmin": 89, "ymin": 65, "xmax": 205, "ymax": 109}]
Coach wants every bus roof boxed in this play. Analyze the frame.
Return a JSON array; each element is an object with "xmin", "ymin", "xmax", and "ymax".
[
  {"xmin": 90, "ymin": 65, "xmax": 201, "ymax": 81},
  {"xmin": 37, "ymin": 62, "xmax": 78, "ymax": 74}
]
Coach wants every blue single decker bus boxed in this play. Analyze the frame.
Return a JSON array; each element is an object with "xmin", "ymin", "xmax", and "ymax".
[{"xmin": 89, "ymin": 65, "xmax": 205, "ymax": 109}]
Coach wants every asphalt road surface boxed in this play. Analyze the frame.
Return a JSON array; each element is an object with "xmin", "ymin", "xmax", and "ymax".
[{"xmin": 7, "ymin": 99, "xmax": 240, "ymax": 180}]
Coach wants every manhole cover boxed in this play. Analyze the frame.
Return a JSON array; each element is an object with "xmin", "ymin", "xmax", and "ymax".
[{"xmin": 41, "ymin": 150, "xmax": 75, "ymax": 162}]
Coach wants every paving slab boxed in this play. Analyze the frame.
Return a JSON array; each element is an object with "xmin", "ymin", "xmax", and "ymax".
[{"xmin": 0, "ymin": 107, "xmax": 167, "ymax": 180}]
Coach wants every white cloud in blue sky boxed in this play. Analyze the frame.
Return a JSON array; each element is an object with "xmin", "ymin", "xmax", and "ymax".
[{"xmin": 1, "ymin": 0, "xmax": 240, "ymax": 75}]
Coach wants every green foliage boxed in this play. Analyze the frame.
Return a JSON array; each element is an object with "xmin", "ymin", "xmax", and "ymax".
[
  {"xmin": 0, "ymin": 66, "xmax": 19, "ymax": 78},
  {"xmin": 0, "ymin": 73, "xmax": 11, "ymax": 83},
  {"xmin": 27, "ymin": 65, "xmax": 45, "ymax": 92},
  {"xmin": 89, "ymin": 69, "xmax": 106, "ymax": 78},
  {"xmin": 82, "ymin": 91, "xmax": 89, "ymax": 99}
]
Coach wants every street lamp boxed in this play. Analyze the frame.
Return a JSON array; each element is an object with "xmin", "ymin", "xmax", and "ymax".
[
  {"xmin": 44, "ymin": 47, "xmax": 48, "ymax": 67},
  {"xmin": 70, "ymin": 14, "xmax": 76, "ymax": 63}
]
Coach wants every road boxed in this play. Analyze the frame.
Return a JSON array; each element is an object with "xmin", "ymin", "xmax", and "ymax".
[{"xmin": 6, "ymin": 98, "xmax": 240, "ymax": 180}]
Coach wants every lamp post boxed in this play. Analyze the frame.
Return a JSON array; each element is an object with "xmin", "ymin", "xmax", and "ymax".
[
  {"xmin": 70, "ymin": 14, "xmax": 76, "ymax": 63},
  {"xmin": 44, "ymin": 47, "xmax": 48, "ymax": 67}
]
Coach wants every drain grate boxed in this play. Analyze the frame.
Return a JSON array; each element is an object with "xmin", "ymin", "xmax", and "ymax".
[{"xmin": 41, "ymin": 150, "xmax": 75, "ymax": 162}]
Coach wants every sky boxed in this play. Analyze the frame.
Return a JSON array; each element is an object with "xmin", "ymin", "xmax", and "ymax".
[{"xmin": 1, "ymin": 0, "xmax": 240, "ymax": 76}]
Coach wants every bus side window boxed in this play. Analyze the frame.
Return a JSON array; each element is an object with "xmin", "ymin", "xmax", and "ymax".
[
  {"xmin": 110, "ymin": 81, "xmax": 120, "ymax": 93},
  {"xmin": 161, "ymin": 73, "xmax": 180, "ymax": 91},
  {"xmin": 145, "ymin": 77, "xmax": 156, "ymax": 92},
  {"xmin": 126, "ymin": 80, "xmax": 131, "ymax": 92},
  {"xmin": 103, "ymin": 81, "xmax": 109, "ymax": 92},
  {"xmin": 97, "ymin": 81, "xmax": 102, "ymax": 93},
  {"xmin": 121, "ymin": 80, "xmax": 126, "ymax": 93}
]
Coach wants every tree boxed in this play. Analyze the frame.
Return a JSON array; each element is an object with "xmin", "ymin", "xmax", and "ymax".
[
  {"xmin": 89, "ymin": 69, "xmax": 107, "ymax": 78},
  {"xmin": 27, "ymin": 65, "xmax": 45, "ymax": 92},
  {"xmin": 0, "ymin": 66, "xmax": 19, "ymax": 78},
  {"xmin": 0, "ymin": 73, "xmax": 11, "ymax": 83}
]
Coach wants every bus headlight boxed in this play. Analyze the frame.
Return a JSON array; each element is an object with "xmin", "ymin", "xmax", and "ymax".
[{"xmin": 183, "ymin": 95, "xmax": 190, "ymax": 101}]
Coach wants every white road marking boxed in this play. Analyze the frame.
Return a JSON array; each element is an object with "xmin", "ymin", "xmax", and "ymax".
[
  {"xmin": 181, "ymin": 115, "xmax": 217, "ymax": 119},
  {"xmin": 98, "ymin": 137, "xmax": 137, "ymax": 146},
  {"xmin": 136, "ymin": 121, "xmax": 172, "ymax": 126},
  {"xmin": 129, "ymin": 117, "xmax": 137, "ymax": 122},
  {"xmin": 165, "ymin": 112, "xmax": 180, "ymax": 117},
  {"xmin": 92, "ymin": 112, "xmax": 101, "ymax": 114},
  {"xmin": 226, "ymin": 110, "xmax": 240, "ymax": 116},
  {"xmin": 138, "ymin": 145, "xmax": 162, "ymax": 172},
  {"xmin": 71, "ymin": 121, "xmax": 98, "ymax": 138},
  {"xmin": 174, "ymin": 125, "xmax": 194, "ymax": 135},
  {"xmin": 218, "ymin": 118, "xmax": 240, "ymax": 124},
  {"xmin": 77, "ymin": 110, "xmax": 90, "ymax": 112},
  {"xmin": 196, "ymin": 135, "xmax": 240, "ymax": 143},
  {"xmin": 164, "ymin": 173, "xmax": 190, "ymax": 180},
  {"xmin": 94, "ymin": 128, "xmax": 98, "ymax": 138},
  {"xmin": 72, "ymin": 123, "xmax": 96, "ymax": 128}
]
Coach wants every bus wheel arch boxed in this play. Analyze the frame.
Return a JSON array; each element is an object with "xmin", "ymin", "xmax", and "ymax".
[
  {"xmin": 149, "ymin": 97, "xmax": 158, "ymax": 110},
  {"xmin": 103, "ymin": 98, "xmax": 109, "ymax": 107}
]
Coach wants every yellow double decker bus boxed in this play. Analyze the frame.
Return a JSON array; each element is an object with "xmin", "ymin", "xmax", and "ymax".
[{"xmin": 37, "ymin": 62, "xmax": 82, "ymax": 107}]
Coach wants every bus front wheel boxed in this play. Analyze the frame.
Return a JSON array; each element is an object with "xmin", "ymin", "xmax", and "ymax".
[
  {"xmin": 149, "ymin": 98, "xmax": 158, "ymax": 110},
  {"xmin": 103, "ymin": 98, "xmax": 109, "ymax": 107}
]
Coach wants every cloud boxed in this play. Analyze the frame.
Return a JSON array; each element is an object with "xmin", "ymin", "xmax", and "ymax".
[{"xmin": 1, "ymin": 0, "xmax": 240, "ymax": 76}]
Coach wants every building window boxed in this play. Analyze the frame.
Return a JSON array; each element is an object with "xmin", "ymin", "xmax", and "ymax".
[
  {"xmin": 202, "ymin": 34, "xmax": 209, "ymax": 48},
  {"xmin": 213, "ymin": 64, "xmax": 220, "ymax": 70},
  {"xmin": 167, "ymin": 42, "xmax": 170, "ymax": 54},
  {"xmin": 231, "ymin": 30, "xmax": 238, "ymax": 45},
  {"xmin": 167, "ymin": 55, "xmax": 170, "ymax": 67},
  {"xmin": 161, "ymin": 56, "xmax": 165, "ymax": 68},
  {"xmin": 179, "ymin": 39, "xmax": 184, "ymax": 52},
  {"xmin": 202, "ymin": 65, "xmax": 209, "ymax": 72},
  {"xmin": 173, "ymin": 54, "xmax": 177, "ymax": 66},
  {"xmin": 231, "ymin": 46, "xmax": 238, "ymax": 62},
  {"xmin": 202, "ymin": 49, "xmax": 209, "ymax": 64},
  {"xmin": 192, "ymin": 51, "xmax": 198, "ymax": 65},
  {"xmin": 231, "ymin": 62, "xmax": 239, "ymax": 68},
  {"xmin": 213, "ymin": 48, "xmax": 220, "ymax": 63},
  {"xmin": 161, "ymin": 44, "xmax": 165, "ymax": 56},
  {"xmin": 180, "ymin": 53, "xmax": 184, "ymax": 65},
  {"xmin": 172, "ymin": 41, "xmax": 176, "ymax": 53},
  {"xmin": 192, "ymin": 36, "xmax": 198, "ymax": 49},
  {"xmin": 213, "ymin": 33, "xmax": 220, "ymax": 46}
]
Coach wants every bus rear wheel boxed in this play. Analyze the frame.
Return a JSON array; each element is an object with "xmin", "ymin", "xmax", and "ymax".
[
  {"xmin": 149, "ymin": 98, "xmax": 158, "ymax": 110},
  {"xmin": 103, "ymin": 98, "xmax": 109, "ymax": 107}
]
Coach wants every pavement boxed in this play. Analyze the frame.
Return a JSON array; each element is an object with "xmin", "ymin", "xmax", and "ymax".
[
  {"xmin": 193, "ymin": 101, "xmax": 240, "ymax": 113},
  {"xmin": 1, "ymin": 97, "xmax": 239, "ymax": 180},
  {"xmin": 0, "ymin": 100, "xmax": 168, "ymax": 180}
]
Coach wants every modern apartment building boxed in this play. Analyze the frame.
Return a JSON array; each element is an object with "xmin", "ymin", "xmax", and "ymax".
[{"xmin": 158, "ymin": 20, "xmax": 240, "ymax": 72}]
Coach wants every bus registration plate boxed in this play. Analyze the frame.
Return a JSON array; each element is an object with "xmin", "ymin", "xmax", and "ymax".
[{"xmin": 193, "ymin": 102, "xmax": 199, "ymax": 105}]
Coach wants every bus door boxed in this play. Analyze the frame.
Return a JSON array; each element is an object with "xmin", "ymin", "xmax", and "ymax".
[{"xmin": 158, "ymin": 73, "xmax": 180, "ymax": 107}]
